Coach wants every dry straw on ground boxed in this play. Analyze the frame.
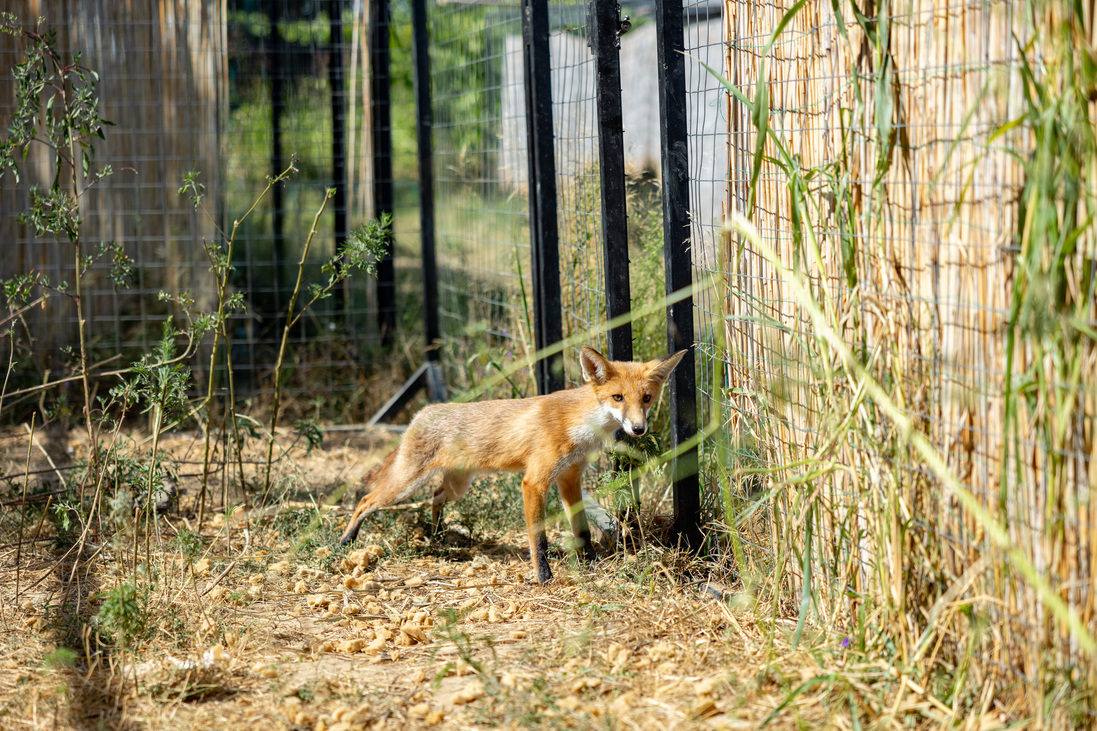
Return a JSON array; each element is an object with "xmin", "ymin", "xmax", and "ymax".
[{"xmin": 0, "ymin": 427, "xmax": 1006, "ymax": 730}]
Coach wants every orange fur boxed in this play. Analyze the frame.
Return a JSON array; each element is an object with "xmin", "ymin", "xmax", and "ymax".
[{"xmin": 340, "ymin": 346, "xmax": 687, "ymax": 583}]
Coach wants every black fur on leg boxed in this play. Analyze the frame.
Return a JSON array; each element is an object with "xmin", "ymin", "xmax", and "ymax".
[
  {"xmin": 426, "ymin": 502, "xmax": 445, "ymax": 540},
  {"xmin": 340, "ymin": 521, "xmax": 361, "ymax": 546},
  {"xmin": 576, "ymin": 528, "xmax": 596, "ymax": 564},
  {"xmin": 535, "ymin": 532, "xmax": 553, "ymax": 584}
]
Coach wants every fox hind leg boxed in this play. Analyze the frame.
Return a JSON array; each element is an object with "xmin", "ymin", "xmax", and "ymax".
[
  {"xmin": 340, "ymin": 450, "xmax": 437, "ymax": 545},
  {"xmin": 429, "ymin": 470, "xmax": 470, "ymax": 538}
]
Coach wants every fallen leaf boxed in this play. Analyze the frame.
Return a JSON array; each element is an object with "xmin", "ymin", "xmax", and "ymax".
[
  {"xmin": 452, "ymin": 679, "xmax": 485, "ymax": 704},
  {"xmin": 690, "ymin": 698, "xmax": 718, "ymax": 718}
]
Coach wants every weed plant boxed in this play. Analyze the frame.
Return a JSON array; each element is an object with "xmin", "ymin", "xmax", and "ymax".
[{"xmin": 0, "ymin": 16, "xmax": 390, "ymax": 688}]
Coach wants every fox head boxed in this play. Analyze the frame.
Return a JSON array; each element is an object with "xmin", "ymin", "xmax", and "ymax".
[{"xmin": 579, "ymin": 346, "xmax": 688, "ymax": 437}]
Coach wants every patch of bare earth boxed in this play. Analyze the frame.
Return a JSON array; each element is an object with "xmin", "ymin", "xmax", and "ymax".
[{"xmin": 0, "ymin": 428, "xmax": 947, "ymax": 730}]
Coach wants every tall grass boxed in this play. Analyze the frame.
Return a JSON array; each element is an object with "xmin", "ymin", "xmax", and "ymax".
[{"xmin": 707, "ymin": 0, "xmax": 1096, "ymax": 723}]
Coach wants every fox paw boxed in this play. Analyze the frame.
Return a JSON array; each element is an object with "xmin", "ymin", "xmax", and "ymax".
[
  {"xmin": 576, "ymin": 530, "xmax": 597, "ymax": 564},
  {"xmin": 536, "ymin": 563, "xmax": 553, "ymax": 585}
]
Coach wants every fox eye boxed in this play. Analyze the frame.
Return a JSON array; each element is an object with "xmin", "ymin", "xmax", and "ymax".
[
  {"xmin": 612, "ymin": 394, "xmax": 623, "ymax": 402},
  {"xmin": 643, "ymin": 394, "xmax": 652, "ymax": 403}
]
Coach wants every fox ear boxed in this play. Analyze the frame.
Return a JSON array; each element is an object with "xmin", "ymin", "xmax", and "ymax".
[
  {"xmin": 580, "ymin": 346, "xmax": 612, "ymax": 385},
  {"xmin": 646, "ymin": 349, "xmax": 688, "ymax": 385}
]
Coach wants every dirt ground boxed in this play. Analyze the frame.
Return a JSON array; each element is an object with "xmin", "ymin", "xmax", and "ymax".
[{"xmin": 0, "ymin": 427, "xmax": 952, "ymax": 730}]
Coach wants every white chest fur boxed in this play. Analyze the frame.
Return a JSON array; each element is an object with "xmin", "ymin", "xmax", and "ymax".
[{"xmin": 557, "ymin": 403, "xmax": 619, "ymax": 478}]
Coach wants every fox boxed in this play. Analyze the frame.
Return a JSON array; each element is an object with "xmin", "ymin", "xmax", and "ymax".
[{"xmin": 339, "ymin": 346, "xmax": 687, "ymax": 583}]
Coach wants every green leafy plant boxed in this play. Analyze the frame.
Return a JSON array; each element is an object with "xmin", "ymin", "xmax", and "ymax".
[
  {"xmin": 0, "ymin": 14, "xmax": 130, "ymax": 474},
  {"xmin": 94, "ymin": 582, "xmax": 148, "ymax": 650},
  {"xmin": 181, "ymin": 164, "xmax": 290, "ymax": 523},
  {"xmin": 261, "ymin": 207, "xmax": 392, "ymax": 497},
  {"xmin": 171, "ymin": 528, "xmax": 204, "ymax": 568},
  {"xmin": 42, "ymin": 647, "xmax": 78, "ymax": 669}
]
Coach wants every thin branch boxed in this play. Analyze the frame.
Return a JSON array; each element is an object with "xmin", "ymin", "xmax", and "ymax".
[{"xmin": 198, "ymin": 527, "xmax": 250, "ymax": 598}]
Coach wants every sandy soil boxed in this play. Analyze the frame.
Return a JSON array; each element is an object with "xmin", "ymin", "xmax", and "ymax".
[{"xmin": 0, "ymin": 426, "xmax": 946, "ymax": 730}]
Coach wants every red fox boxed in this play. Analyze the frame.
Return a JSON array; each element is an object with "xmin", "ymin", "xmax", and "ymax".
[{"xmin": 339, "ymin": 346, "xmax": 687, "ymax": 583}]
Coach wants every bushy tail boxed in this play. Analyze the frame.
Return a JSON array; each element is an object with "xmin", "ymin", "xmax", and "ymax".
[{"xmin": 339, "ymin": 449, "xmax": 400, "ymax": 545}]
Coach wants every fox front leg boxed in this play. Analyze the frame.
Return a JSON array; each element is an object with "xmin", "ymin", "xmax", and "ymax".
[
  {"xmin": 521, "ymin": 471, "xmax": 554, "ymax": 584},
  {"xmin": 556, "ymin": 464, "xmax": 596, "ymax": 564}
]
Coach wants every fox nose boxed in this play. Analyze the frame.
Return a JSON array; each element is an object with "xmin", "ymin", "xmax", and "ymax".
[{"xmin": 630, "ymin": 424, "xmax": 646, "ymax": 436}]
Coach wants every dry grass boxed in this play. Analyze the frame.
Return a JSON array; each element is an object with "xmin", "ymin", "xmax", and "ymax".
[
  {"xmin": 0, "ymin": 427, "xmax": 982, "ymax": 731},
  {"xmin": 711, "ymin": 0, "xmax": 1097, "ymax": 724}
]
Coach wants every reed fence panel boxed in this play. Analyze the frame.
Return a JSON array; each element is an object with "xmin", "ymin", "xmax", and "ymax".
[
  {"xmin": 0, "ymin": 0, "xmax": 221, "ymax": 364},
  {"xmin": 702, "ymin": 0, "xmax": 1095, "ymax": 716}
]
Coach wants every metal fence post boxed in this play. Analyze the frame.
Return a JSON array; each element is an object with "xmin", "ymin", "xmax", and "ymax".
[
  {"xmin": 411, "ymin": 0, "xmax": 446, "ymax": 400},
  {"xmin": 371, "ymin": 0, "xmax": 397, "ymax": 344},
  {"xmin": 656, "ymin": 0, "xmax": 701, "ymax": 549},
  {"xmin": 366, "ymin": 0, "xmax": 446, "ymax": 424},
  {"xmin": 522, "ymin": 0, "xmax": 565, "ymax": 394},
  {"xmin": 329, "ymin": 0, "xmax": 348, "ymax": 312},
  {"xmin": 268, "ymin": 0, "xmax": 285, "ymax": 317},
  {"xmin": 587, "ymin": 0, "xmax": 632, "ymax": 362}
]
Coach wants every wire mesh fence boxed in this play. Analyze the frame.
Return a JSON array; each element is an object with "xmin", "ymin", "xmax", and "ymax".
[
  {"xmin": 428, "ymin": 0, "xmax": 538, "ymax": 395},
  {"xmin": 429, "ymin": 1, "xmax": 666, "ymax": 394},
  {"xmin": 549, "ymin": 1, "xmax": 608, "ymax": 372},
  {"xmin": 678, "ymin": 0, "xmax": 751, "ymax": 531},
  {"xmin": 0, "ymin": 2, "xmax": 222, "ymax": 403},
  {"xmin": 222, "ymin": 0, "xmax": 386, "ymax": 407},
  {"xmin": 0, "ymin": 0, "xmax": 398, "ymax": 423}
]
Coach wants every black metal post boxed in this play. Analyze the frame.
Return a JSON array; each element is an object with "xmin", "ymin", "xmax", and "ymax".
[
  {"xmin": 365, "ymin": 0, "xmax": 446, "ymax": 425},
  {"xmin": 656, "ymin": 0, "xmax": 701, "ymax": 549},
  {"xmin": 269, "ymin": 0, "xmax": 285, "ymax": 315},
  {"xmin": 587, "ymin": 0, "xmax": 632, "ymax": 362},
  {"xmin": 411, "ymin": 0, "xmax": 446, "ymax": 400},
  {"xmin": 522, "ymin": 0, "xmax": 564, "ymax": 394},
  {"xmin": 329, "ymin": 0, "xmax": 348, "ymax": 311},
  {"xmin": 371, "ymin": 0, "xmax": 397, "ymax": 344}
]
